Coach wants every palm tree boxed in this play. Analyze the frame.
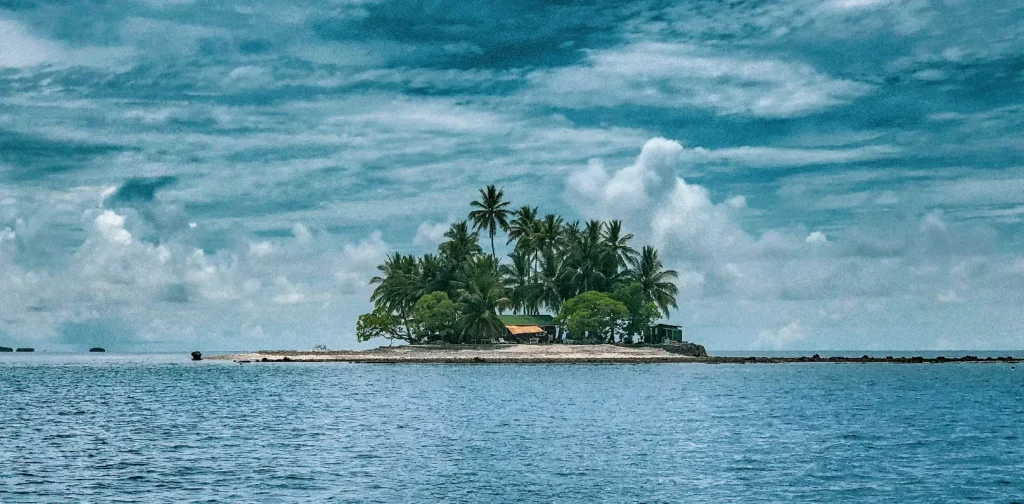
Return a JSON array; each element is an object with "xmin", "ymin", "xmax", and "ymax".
[
  {"xmin": 369, "ymin": 252, "xmax": 420, "ymax": 339},
  {"xmin": 439, "ymin": 221, "xmax": 482, "ymax": 265},
  {"xmin": 602, "ymin": 219, "xmax": 639, "ymax": 287},
  {"xmin": 534, "ymin": 248, "xmax": 569, "ymax": 314},
  {"xmin": 506, "ymin": 205, "xmax": 538, "ymax": 251},
  {"xmin": 630, "ymin": 246, "xmax": 679, "ymax": 318},
  {"xmin": 603, "ymin": 220, "xmax": 639, "ymax": 269},
  {"xmin": 534, "ymin": 214, "xmax": 563, "ymax": 256},
  {"xmin": 563, "ymin": 220, "xmax": 609, "ymax": 295},
  {"xmin": 469, "ymin": 185, "xmax": 511, "ymax": 261},
  {"xmin": 455, "ymin": 257, "xmax": 511, "ymax": 343},
  {"xmin": 500, "ymin": 249, "xmax": 536, "ymax": 314}
]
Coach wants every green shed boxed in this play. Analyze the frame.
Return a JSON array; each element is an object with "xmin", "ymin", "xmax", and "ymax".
[{"xmin": 646, "ymin": 323, "xmax": 685, "ymax": 344}]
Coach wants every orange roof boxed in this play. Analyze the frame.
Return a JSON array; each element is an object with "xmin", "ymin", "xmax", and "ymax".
[{"xmin": 506, "ymin": 325, "xmax": 545, "ymax": 335}]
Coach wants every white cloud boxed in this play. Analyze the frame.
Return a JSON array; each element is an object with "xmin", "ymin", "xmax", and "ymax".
[
  {"xmin": 223, "ymin": 66, "xmax": 274, "ymax": 89},
  {"xmin": 335, "ymin": 231, "xmax": 389, "ymax": 294},
  {"xmin": 679, "ymin": 144, "xmax": 899, "ymax": 168},
  {"xmin": 0, "ymin": 18, "xmax": 130, "ymax": 69},
  {"xmin": 272, "ymin": 277, "xmax": 307, "ymax": 304},
  {"xmin": 806, "ymin": 231, "xmax": 829, "ymax": 244},
  {"xmin": 529, "ymin": 42, "xmax": 872, "ymax": 117},
  {"xmin": 566, "ymin": 138, "xmax": 1023, "ymax": 350},
  {"xmin": 249, "ymin": 241, "xmax": 275, "ymax": 257},
  {"xmin": 755, "ymin": 321, "xmax": 809, "ymax": 349},
  {"xmin": 823, "ymin": 0, "xmax": 894, "ymax": 11},
  {"xmin": 413, "ymin": 220, "xmax": 450, "ymax": 248},
  {"xmin": 0, "ymin": 19, "xmax": 63, "ymax": 68}
]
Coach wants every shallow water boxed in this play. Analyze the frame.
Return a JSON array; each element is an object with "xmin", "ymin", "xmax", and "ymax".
[{"xmin": 2, "ymin": 354, "xmax": 1022, "ymax": 502}]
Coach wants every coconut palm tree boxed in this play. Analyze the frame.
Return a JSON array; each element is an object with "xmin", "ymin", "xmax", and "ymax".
[
  {"xmin": 455, "ymin": 256, "xmax": 510, "ymax": 343},
  {"xmin": 500, "ymin": 249, "xmax": 536, "ymax": 314},
  {"xmin": 534, "ymin": 248, "xmax": 570, "ymax": 314},
  {"xmin": 603, "ymin": 220, "xmax": 639, "ymax": 269},
  {"xmin": 506, "ymin": 205, "xmax": 538, "ymax": 251},
  {"xmin": 369, "ymin": 252, "xmax": 420, "ymax": 337},
  {"xmin": 439, "ymin": 221, "xmax": 482, "ymax": 266},
  {"xmin": 629, "ymin": 246, "xmax": 679, "ymax": 318},
  {"xmin": 469, "ymin": 185, "xmax": 511, "ymax": 261}
]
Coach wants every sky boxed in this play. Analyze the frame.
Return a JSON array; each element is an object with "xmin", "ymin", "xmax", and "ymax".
[{"xmin": 1, "ymin": 0, "xmax": 1023, "ymax": 352}]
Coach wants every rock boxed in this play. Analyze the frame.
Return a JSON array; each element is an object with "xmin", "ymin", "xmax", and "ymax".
[
  {"xmin": 261, "ymin": 357, "xmax": 268, "ymax": 362},
  {"xmin": 89, "ymin": 347, "xmax": 106, "ymax": 353},
  {"xmin": 660, "ymin": 342, "xmax": 708, "ymax": 357},
  {"xmin": 16, "ymin": 347, "xmax": 34, "ymax": 352},
  {"xmin": 811, "ymin": 354, "xmax": 821, "ymax": 361},
  {"xmin": 191, "ymin": 351, "xmax": 202, "ymax": 361},
  {"xmin": 0, "ymin": 346, "xmax": 12, "ymax": 352}
]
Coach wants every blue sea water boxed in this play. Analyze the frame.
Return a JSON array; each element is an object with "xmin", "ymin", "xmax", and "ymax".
[{"xmin": 1, "ymin": 353, "xmax": 1022, "ymax": 503}]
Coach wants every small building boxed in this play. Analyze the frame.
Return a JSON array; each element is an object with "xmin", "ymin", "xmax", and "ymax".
[
  {"xmin": 645, "ymin": 323, "xmax": 685, "ymax": 344},
  {"xmin": 499, "ymin": 314, "xmax": 557, "ymax": 343}
]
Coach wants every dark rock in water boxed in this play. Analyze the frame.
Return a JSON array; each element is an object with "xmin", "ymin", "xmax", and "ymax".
[
  {"xmin": 0, "ymin": 346, "xmax": 12, "ymax": 352},
  {"xmin": 282, "ymin": 356, "xmax": 291, "ymax": 362},
  {"xmin": 16, "ymin": 347, "xmax": 35, "ymax": 352},
  {"xmin": 191, "ymin": 351, "xmax": 202, "ymax": 361},
  {"xmin": 811, "ymin": 354, "xmax": 821, "ymax": 361},
  {"xmin": 89, "ymin": 347, "xmax": 106, "ymax": 353},
  {"xmin": 261, "ymin": 357, "xmax": 268, "ymax": 362},
  {"xmin": 659, "ymin": 342, "xmax": 708, "ymax": 357}
]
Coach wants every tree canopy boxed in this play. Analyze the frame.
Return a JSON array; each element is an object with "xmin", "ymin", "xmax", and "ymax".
[{"xmin": 358, "ymin": 185, "xmax": 680, "ymax": 345}]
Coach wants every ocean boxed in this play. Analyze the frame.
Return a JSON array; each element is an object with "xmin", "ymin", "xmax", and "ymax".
[{"xmin": 2, "ymin": 353, "xmax": 1022, "ymax": 502}]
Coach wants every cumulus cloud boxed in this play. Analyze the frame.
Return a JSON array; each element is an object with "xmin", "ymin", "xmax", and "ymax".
[
  {"xmin": 413, "ymin": 220, "xmax": 450, "ymax": 248},
  {"xmin": 335, "ymin": 231, "xmax": 389, "ymax": 294},
  {"xmin": 529, "ymin": 42, "xmax": 872, "ymax": 117},
  {"xmin": 755, "ymin": 321, "xmax": 809, "ymax": 349},
  {"xmin": 567, "ymin": 138, "xmax": 1021, "ymax": 349}
]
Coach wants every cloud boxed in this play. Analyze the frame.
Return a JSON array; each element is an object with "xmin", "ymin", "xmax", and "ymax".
[
  {"xmin": 529, "ymin": 42, "xmax": 873, "ymax": 117},
  {"xmin": 335, "ymin": 231, "xmax": 388, "ymax": 294},
  {"xmin": 413, "ymin": 220, "xmax": 450, "ymax": 249},
  {"xmin": 567, "ymin": 138, "xmax": 1022, "ymax": 349},
  {"xmin": 0, "ymin": 19, "xmax": 63, "ymax": 68},
  {"xmin": 0, "ymin": 18, "xmax": 130, "ymax": 69},
  {"xmin": 755, "ymin": 321, "xmax": 809, "ymax": 349},
  {"xmin": 806, "ymin": 232, "xmax": 829, "ymax": 245},
  {"xmin": 679, "ymin": 145, "xmax": 900, "ymax": 169}
]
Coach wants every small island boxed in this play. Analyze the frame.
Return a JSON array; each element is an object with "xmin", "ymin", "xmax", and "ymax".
[
  {"xmin": 355, "ymin": 185, "xmax": 687, "ymax": 350},
  {"xmin": 0, "ymin": 346, "xmax": 12, "ymax": 352},
  {"xmin": 89, "ymin": 347, "xmax": 106, "ymax": 352},
  {"xmin": 213, "ymin": 186, "xmax": 1020, "ymax": 365}
]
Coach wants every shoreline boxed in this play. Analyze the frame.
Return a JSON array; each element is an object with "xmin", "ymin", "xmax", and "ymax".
[{"xmin": 210, "ymin": 345, "xmax": 1021, "ymax": 364}]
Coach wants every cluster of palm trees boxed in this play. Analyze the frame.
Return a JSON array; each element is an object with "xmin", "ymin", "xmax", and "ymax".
[{"xmin": 365, "ymin": 185, "xmax": 679, "ymax": 343}]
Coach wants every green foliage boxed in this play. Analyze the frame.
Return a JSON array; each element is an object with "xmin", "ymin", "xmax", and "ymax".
[
  {"xmin": 455, "ymin": 257, "xmax": 510, "ymax": 342},
  {"xmin": 630, "ymin": 246, "xmax": 679, "ymax": 318},
  {"xmin": 363, "ymin": 184, "xmax": 682, "ymax": 344},
  {"xmin": 612, "ymin": 282, "xmax": 661, "ymax": 343},
  {"xmin": 412, "ymin": 292, "xmax": 459, "ymax": 341},
  {"xmin": 468, "ymin": 184, "xmax": 511, "ymax": 260},
  {"xmin": 554, "ymin": 291, "xmax": 628, "ymax": 343},
  {"xmin": 356, "ymin": 308, "xmax": 410, "ymax": 344}
]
